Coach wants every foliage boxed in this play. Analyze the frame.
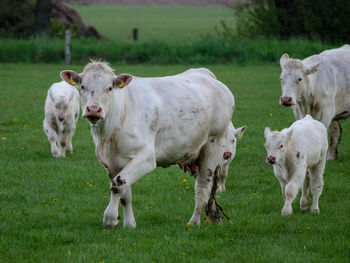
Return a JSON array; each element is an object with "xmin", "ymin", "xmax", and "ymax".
[
  {"xmin": 0, "ymin": 37, "xmax": 335, "ymax": 64},
  {"xmin": 0, "ymin": 63, "xmax": 349, "ymax": 262},
  {"xmin": 0, "ymin": 0, "xmax": 35, "ymax": 37},
  {"xmin": 231, "ymin": 0, "xmax": 350, "ymax": 43}
]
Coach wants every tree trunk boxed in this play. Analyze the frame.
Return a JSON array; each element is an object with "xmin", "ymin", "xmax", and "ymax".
[{"xmin": 34, "ymin": 0, "xmax": 52, "ymax": 37}]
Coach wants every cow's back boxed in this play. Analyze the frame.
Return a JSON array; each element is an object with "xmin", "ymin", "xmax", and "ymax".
[
  {"xmin": 289, "ymin": 116, "xmax": 328, "ymax": 164},
  {"xmin": 126, "ymin": 69, "xmax": 234, "ymax": 166},
  {"xmin": 303, "ymin": 46, "xmax": 350, "ymax": 117}
]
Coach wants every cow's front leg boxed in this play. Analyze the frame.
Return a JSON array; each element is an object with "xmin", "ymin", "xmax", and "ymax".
[
  {"xmin": 103, "ymin": 190, "xmax": 121, "ymax": 227},
  {"xmin": 43, "ymin": 121, "xmax": 60, "ymax": 158},
  {"xmin": 281, "ymin": 167, "xmax": 305, "ymax": 215},
  {"xmin": 106, "ymin": 151, "xmax": 156, "ymax": 228}
]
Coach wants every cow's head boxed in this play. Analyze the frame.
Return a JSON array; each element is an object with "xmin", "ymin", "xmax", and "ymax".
[
  {"xmin": 222, "ymin": 125, "xmax": 246, "ymax": 162},
  {"xmin": 49, "ymin": 83, "xmax": 74, "ymax": 122},
  {"xmin": 60, "ymin": 61, "xmax": 132, "ymax": 126},
  {"xmin": 264, "ymin": 127, "xmax": 293, "ymax": 165},
  {"xmin": 279, "ymin": 53, "xmax": 320, "ymax": 107}
]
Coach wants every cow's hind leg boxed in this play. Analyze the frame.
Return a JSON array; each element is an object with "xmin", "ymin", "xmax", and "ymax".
[
  {"xmin": 300, "ymin": 170, "xmax": 310, "ymax": 212},
  {"xmin": 328, "ymin": 121, "xmax": 342, "ymax": 161},
  {"xmin": 309, "ymin": 160, "xmax": 325, "ymax": 214},
  {"xmin": 189, "ymin": 137, "xmax": 224, "ymax": 225}
]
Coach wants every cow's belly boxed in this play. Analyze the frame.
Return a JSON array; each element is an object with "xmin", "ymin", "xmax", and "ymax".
[{"xmin": 154, "ymin": 116, "xmax": 211, "ymax": 167}]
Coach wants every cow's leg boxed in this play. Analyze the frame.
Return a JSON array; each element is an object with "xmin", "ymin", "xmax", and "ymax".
[
  {"xmin": 280, "ymin": 182, "xmax": 286, "ymax": 201},
  {"xmin": 58, "ymin": 133, "xmax": 66, "ymax": 158},
  {"xmin": 189, "ymin": 137, "xmax": 224, "ymax": 225},
  {"xmin": 106, "ymin": 150, "xmax": 156, "ymax": 228},
  {"xmin": 66, "ymin": 128, "xmax": 75, "ymax": 154},
  {"xmin": 281, "ymin": 166, "xmax": 306, "ymax": 216},
  {"xmin": 103, "ymin": 190, "xmax": 121, "ymax": 227},
  {"xmin": 300, "ymin": 170, "xmax": 310, "ymax": 212},
  {"xmin": 217, "ymin": 164, "xmax": 229, "ymax": 192},
  {"xmin": 327, "ymin": 120, "xmax": 342, "ymax": 161},
  {"xmin": 43, "ymin": 120, "xmax": 60, "ymax": 158},
  {"xmin": 121, "ymin": 186, "xmax": 136, "ymax": 228},
  {"xmin": 309, "ymin": 160, "xmax": 325, "ymax": 214}
]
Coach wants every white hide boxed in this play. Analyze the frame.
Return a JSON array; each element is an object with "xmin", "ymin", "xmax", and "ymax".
[
  {"xmin": 279, "ymin": 45, "xmax": 350, "ymax": 160},
  {"xmin": 264, "ymin": 115, "xmax": 328, "ymax": 215},
  {"xmin": 43, "ymin": 81, "xmax": 80, "ymax": 158},
  {"xmin": 217, "ymin": 122, "xmax": 246, "ymax": 192},
  {"xmin": 60, "ymin": 62, "xmax": 234, "ymax": 228}
]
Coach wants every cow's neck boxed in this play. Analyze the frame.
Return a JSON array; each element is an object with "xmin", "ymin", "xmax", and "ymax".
[{"xmin": 92, "ymin": 91, "xmax": 128, "ymax": 147}]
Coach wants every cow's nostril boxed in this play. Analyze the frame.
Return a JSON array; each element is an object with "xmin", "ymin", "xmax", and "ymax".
[
  {"xmin": 87, "ymin": 106, "xmax": 91, "ymax": 112},
  {"xmin": 97, "ymin": 107, "xmax": 102, "ymax": 113}
]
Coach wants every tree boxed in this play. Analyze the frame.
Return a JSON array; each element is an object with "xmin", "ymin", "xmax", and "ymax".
[{"xmin": 33, "ymin": 0, "xmax": 52, "ymax": 37}]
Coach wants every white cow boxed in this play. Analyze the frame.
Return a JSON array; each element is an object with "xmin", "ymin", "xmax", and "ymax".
[
  {"xmin": 178, "ymin": 122, "xmax": 246, "ymax": 193},
  {"xmin": 217, "ymin": 122, "xmax": 246, "ymax": 192},
  {"xmin": 279, "ymin": 45, "xmax": 350, "ymax": 160},
  {"xmin": 43, "ymin": 81, "xmax": 80, "ymax": 158},
  {"xmin": 264, "ymin": 115, "xmax": 328, "ymax": 215},
  {"xmin": 60, "ymin": 61, "xmax": 234, "ymax": 228}
]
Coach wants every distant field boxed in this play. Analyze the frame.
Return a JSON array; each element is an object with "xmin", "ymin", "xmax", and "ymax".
[
  {"xmin": 68, "ymin": 4, "xmax": 236, "ymax": 42},
  {"xmin": 0, "ymin": 63, "xmax": 349, "ymax": 262}
]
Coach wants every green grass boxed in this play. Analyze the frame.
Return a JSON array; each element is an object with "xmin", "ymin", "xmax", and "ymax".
[
  {"xmin": 0, "ymin": 63, "xmax": 349, "ymax": 262},
  {"xmin": 68, "ymin": 4, "xmax": 235, "ymax": 43}
]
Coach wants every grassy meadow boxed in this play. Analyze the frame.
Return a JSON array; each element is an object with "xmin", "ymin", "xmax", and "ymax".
[
  {"xmin": 67, "ymin": 4, "xmax": 235, "ymax": 43},
  {"xmin": 0, "ymin": 63, "xmax": 349, "ymax": 262}
]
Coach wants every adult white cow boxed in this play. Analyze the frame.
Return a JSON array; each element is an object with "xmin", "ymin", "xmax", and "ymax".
[
  {"xmin": 43, "ymin": 81, "xmax": 80, "ymax": 158},
  {"xmin": 60, "ymin": 61, "xmax": 234, "ymax": 228},
  {"xmin": 279, "ymin": 45, "xmax": 350, "ymax": 160}
]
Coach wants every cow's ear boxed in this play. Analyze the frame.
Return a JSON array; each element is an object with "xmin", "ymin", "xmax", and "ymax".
[
  {"xmin": 60, "ymin": 70, "xmax": 81, "ymax": 86},
  {"xmin": 235, "ymin": 126, "xmax": 247, "ymax": 139},
  {"xmin": 305, "ymin": 62, "xmax": 320, "ymax": 75},
  {"xmin": 264, "ymin": 127, "xmax": 271, "ymax": 138},
  {"xmin": 285, "ymin": 128, "xmax": 293, "ymax": 142},
  {"xmin": 113, "ymin": 74, "xmax": 132, "ymax": 89},
  {"xmin": 280, "ymin": 53, "xmax": 289, "ymax": 68}
]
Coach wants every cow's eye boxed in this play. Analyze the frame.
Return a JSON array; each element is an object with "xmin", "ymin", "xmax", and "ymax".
[
  {"xmin": 107, "ymin": 87, "xmax": 113, "ymax": 92},
  {"xmin": 81, "ymin": 85, "xmax": 85, "ymax": 91},
  {"xmin": 298, "ymin": 78, "xmax": 302, "ymax": 82},
  {"xmin": 279, "ymin": 144, "xmax": 283, "ymax": 149},
  {"xmin": 232, "ymin": 139, "xmax": 235, "ymax": 144}
]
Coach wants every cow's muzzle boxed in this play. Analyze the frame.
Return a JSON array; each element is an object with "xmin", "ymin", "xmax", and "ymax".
[
  {"xmin": 267, "ymin": 155, "xmax": 276, "ymax": 164},
  {"xmin": 58, "ymin": 114, "xmax": 65, "ymax": 121},
  {"xmin": 223, "ymin": 152, "xmax": 232, "ymax": 160},
  {"xmin": 84, "ymin": 105, "xmax": 103, "ymax": 123},
  {"xmin": 280, "ymin": 96, "xmax": 294, "ymax": 106}
]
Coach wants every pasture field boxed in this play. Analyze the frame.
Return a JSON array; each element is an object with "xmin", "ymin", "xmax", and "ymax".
[
  {"xmin": 0, "ymin": 63, "xmax": 349, "ymax": 262},
  {"xmin": 68, "ymin": 4, "xmax": 235, "ymax": 43}
]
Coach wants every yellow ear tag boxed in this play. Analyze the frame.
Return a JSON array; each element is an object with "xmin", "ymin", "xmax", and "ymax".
[
  {"xmin": 289, "ymin": 138, "xmax": 292, "ymax": 142},
  {"xmin": 70, "ymin": 76, "xmax": 76, "ymax": 85},
  {"xmin": 313, "ymin": 68, "xmax": 318, "ymax": 73},
  {"xmin": 238, "ymin": 134, "xmax": 243, "ymax": 139},
  {"xmin": 118, "ymin": 81, "xmax": 125, "ymax": 88}
]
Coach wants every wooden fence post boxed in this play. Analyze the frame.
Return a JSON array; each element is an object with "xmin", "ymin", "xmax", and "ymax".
[
  {"xmin": 65, "ymin": 30, "xmax": 71, "ymax": 65},
  {"xmin": 132, "ymin": 28, "xmax": 138, "ymax": 41}
]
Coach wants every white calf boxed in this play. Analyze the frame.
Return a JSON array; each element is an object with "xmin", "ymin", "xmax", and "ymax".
[
  {"xmin": 264, "ymin": 115, "xmax": 328, "ymax": 215},
  {"xmin": 217, "ymin": 122, "xmax": 246, "ymax": 192},
  {"xmin": 43, "ymin": 81, "xmax": 79, "ymax": 158}
]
